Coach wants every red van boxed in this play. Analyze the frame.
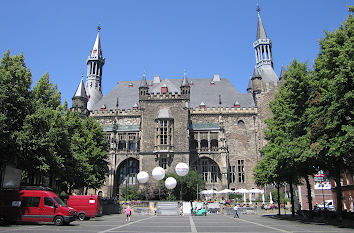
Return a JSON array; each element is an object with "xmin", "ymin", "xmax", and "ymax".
[
  {"xmin": 20, "ymin": 187, "xmax": 76, "ymax": 225},
  {"xmin": 67, "ymin": 195, "xmax": 102, "ymax": 221}
]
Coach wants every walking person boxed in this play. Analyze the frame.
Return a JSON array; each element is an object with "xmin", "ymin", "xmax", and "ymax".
[
  {"xmin": 126, "ymin": 205, "xmax": 131, "ymax": 222},
  {"xmin": 234, "ymin": 204, "xmax": 239, "ymax": 218}
]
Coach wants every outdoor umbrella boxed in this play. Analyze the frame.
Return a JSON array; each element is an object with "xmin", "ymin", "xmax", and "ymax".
[
  {"xmin": 270, "ymin": 192, "xmax": 274, "ymax": 204},
  {"xmin": 218, "ymin": 189, "xmax": 234, "ymax": 194}
]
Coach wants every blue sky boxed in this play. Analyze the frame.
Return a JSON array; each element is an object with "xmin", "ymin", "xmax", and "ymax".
[{"xmin": 1, "ymin": 0, "xmax": 351, "ymax": 106}]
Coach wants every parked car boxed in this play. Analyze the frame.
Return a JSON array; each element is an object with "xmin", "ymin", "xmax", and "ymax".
[
  {"xmin": 20, "ymin": 186, "xmax": 77, "ymax": 226},
  {"xmin": 67, "ymin": 195, "xmax": 102, "ymax": 221},
  {"xmin": 316, "ymin": 200, "xmax": 335, "ymax": 210}
]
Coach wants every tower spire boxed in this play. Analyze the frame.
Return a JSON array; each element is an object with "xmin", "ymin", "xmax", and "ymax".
[
  {"xmin": 252, "ymin": 7, "xmax": 279, "ymax": 84},
  {"xmin": 86, "ymin": 26, "xmax": 105, "ymax": 110}
]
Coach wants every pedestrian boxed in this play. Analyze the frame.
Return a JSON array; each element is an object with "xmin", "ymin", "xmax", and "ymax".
[
  {"xmin": 234, "ymin": 204, "xmax": 239, "ymax": 218},
  {"xmin": 126, "ymin": 205, "xmax": 131, "ymax": 222}
]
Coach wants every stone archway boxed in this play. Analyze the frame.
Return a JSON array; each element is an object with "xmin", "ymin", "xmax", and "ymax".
[
  {"xmin": 114, "ymin": 157, "xmax": 139, "ymax": 197},
  {"xmin": 192, "ymin": 156, "xmax": 222, "ymax": 186}
]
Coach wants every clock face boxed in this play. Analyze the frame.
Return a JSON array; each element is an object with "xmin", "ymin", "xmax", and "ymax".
[{"xmin": 93, "ymin": 49, "xmax": 97, "ymax": 54}]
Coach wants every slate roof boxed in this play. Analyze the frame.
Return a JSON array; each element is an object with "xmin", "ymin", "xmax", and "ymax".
[
  {"xmin": 191, "ymin": 123, "xmax": 220, "ymax": 130},
  {"xmin": 256, "ymin": 13, "xmax": 268, "ymax": 40},
  {"xmin": 92, "ymin": 77, "xmax": 255, "ymax": 111},
  {"xmin": 73, "ymin": 79, "xmax": 87, "ymax": 98}
]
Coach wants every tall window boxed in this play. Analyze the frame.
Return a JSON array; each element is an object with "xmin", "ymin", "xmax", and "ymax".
[
  {"xmin": 210, "ymin": 133, "xmax": 218, "ymax": 151},
  {"xmin": 237, "ymin": 160, "xmax": 245, "ymax": 183},
  {"xmin": 194, "ymin": 158, "xmax": 219, "ymax": 183},
  {"xmin": 155, "ymin": 119, "xmax": 174, "ymax": 151},
  {"xmin": 160, "ymin": 120, "xmax": 168, "ymax": 145},
  {"xmin": 159, "ymin": 156, "xmax": 168, "ymax": 169},
  {"xmin": 128, "ymin": 133, "xmax": 137, "ymax": 152},
  {"xmin": 211, "ymin": 164, "xmax": 217, "ymax": 183},
  {"xmin": 229, "ymin": 165, "xmax": 236, "ymax": 183},
  {"xmin": 119, "ymin": 158, "xmax": 138, "ymax": 185},
  {"xmin": 201, "ymin": 159, "xmax": 209, "ymax": 182}
]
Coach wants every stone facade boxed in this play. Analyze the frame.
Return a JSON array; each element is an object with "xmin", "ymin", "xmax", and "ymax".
[{"xmin": 72, "ymin": 11, "xmax": 282, "ymax": 198}]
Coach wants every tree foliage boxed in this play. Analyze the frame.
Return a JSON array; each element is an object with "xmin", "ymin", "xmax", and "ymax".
[
  {"xmin": 0, "ymin": 50, "xmax": 32, "ymax": 166},
  {"xmin": 158, "ymin": 169, "xmax": 205, "ymax": 201},
  {"xmin": 306, "ymin": 9, "xmax": 353, "ymax": 218},
  {"xmin": 0, "ymin": 51, "xmax": 109, "ymax": 194}
]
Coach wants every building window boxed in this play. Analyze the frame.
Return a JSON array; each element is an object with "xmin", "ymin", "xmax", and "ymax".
[
  {"xmin": 128, "ymin": 133, "xmax": 137, "ymax": 152},
  {"xmin": 200, "ymin": 132, "xmax": 208, "ymax": 151},
  {"xmin": 160, "ymin": 156, "xmax": 168, "ymax": 169},
  {"xmin": 201, "ymin": 159, "xmax": 208, "ymax": 182},
  {"xmin": 237, "ymin": 120, "xmax": 245, "ymax": 126},
  {"xmin": 155, "ymin": 119, "xmax": 174, "ymax": 151},
  {"xmin": 211, "ymin": 164, "xmax": 218, "ymax": 183},
  {"xmin": 237, "ymin": 160, "xmax": 245, "ymax": 183},
  {"xmin": 119, "ymin": 158, "xmax": 138, "ymax": 185},
  {"xmin": 210, "ymin": 133, "xmax": 218, "ymax": 151},
  {"xmin": 194, "ymin": 158, "xmax": 219, "ymax": 184},
  {"xmin": 229, "ymin": 165, "xmax": 236, "ymax": 183}
]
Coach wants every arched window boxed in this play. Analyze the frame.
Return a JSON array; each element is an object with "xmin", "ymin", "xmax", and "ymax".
[
  {"xmin": 118, "ymin": 140, "xmax": 126, "ymax": 151},
  {"xmin": 237, "ymin": 120, "xmax": 245, "ymax": 126},
  {"xmin": 118, "ymin": 158, "xmax": 139, "ymax": 185},
  {"xmin": 192, "ymin": 158, "xmax": 220, "ymax": 183},
  {"xmin": 200, "ymin": 139, "xmax": 208, "ymax": 151}
]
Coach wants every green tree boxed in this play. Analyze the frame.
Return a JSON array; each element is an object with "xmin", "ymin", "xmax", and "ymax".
[
  {"xmin": 255, "ymin": 60, "xmax": 312, "ymax": 216},
  {"xmin": 158, "ymin": 169, "xmax": 205, "ymax": 201},
  {"xmin": 0, "ymin": 51, "xmax": 32, "ymax": 167},
  {"xmin": 16, "ymin": 73, "xmax": 69, "ymax": 186},
  {"xmin": 79, "ymin": 117, "xmax": 109, "ymax": 193},
  {"xmin": 307, "ymin": 8, "xmax": 353, "ymax": 220}
]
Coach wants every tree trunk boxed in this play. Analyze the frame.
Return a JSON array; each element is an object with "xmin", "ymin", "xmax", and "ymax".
[
  {"xmin": 289, "ymin": 179, "xmax": 295, "ymax": 217},
  {"xmin": 277, "ymin": 184, "xmax": 281, "ymax": 215},
  {"xmin": 305, "ymin": 175, "xmax": 313, "ymax": 212},
  {"xmin": 334, "ymin": 166, "xmax": 343, "ymax": 223},
  {"xmin": 85, "ymin": 187, "xmax": 88, "ymax": 195}
]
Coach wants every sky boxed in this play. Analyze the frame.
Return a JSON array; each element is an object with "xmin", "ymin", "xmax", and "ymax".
[{"xmin": 1, "ymin": 0, "xmax": 351, "ymax": 106}]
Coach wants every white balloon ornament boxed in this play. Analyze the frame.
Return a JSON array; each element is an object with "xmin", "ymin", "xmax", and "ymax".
[
  {"xmin": 165, "ymin": 177, "xmax": 177, "ymax": 190},
  {"xmin": 175, "ymin": 162, "xmax": 189, "ymax": 176},
  {"xmin": 137, "ymin": 171, "xmax": 149, "ymax": 184},
  {"xmin": 152, "ymin": 167, "xmax": 165, "ymax": 181}
]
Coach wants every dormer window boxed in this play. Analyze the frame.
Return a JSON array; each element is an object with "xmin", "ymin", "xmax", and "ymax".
[
  {"xmin": 161, "ymin": 84, "xmax": 168, "ymax": 94},
  {"xmin": 189, "ymin": 81, "xmax": 194, "ymax": 87},
  {"xmin": 133, "ymin": 103, "xmax": 138, "ymax": 110},
  {"xmin": 129, "ymin": 83, "xmax": 133, "ymax": 88},
  {"xmin": 100, "ymin": 105, "xmax": 106, "ymax": 111},
  {"xmin": 234, "ymin": 101, "xmax": 240, "ymax": 108},
  {"xmin": 210, "ymin": 81, "xmax": 215, "ymax": 86},
  {"xmin": 200, "ymin": 102, "xmax": 205, "ymax": 109}
]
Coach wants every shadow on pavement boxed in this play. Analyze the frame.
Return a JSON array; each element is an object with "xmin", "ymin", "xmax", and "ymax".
[{"xmin": 261, "ymin": 214, "xmax": 354, "ymax": 229}]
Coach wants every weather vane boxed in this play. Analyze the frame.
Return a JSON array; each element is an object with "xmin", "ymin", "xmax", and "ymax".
[
  {"xmin": 97, "ymin": 24, "xmax": 101, "ymax": 32},
  {"xmin": 256, "ymin": 3, "xmax": 261, "ymax": 13}
]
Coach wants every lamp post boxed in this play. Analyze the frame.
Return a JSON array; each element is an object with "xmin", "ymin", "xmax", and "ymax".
[{"xmin": 126, "ymin": 154, "xmax": 128, "ymax": 201}]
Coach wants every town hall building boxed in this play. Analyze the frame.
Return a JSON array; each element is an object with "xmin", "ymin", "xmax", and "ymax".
[{"xmin": 71, "ymin": 11, "xmax": 282, "ymax": 198}]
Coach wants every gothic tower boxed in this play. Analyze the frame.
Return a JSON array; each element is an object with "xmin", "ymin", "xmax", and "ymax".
[
  {"xmin": 180, "ymin": 71, "xmax": 190, "ymax": 96},
  {"xmin": 249, "ymin": 6, "xmax": 280, "ymax": 154},
  {"xmin": 252, "ymin": 7, "xmax": 278, "ymax": 87},
  {"xmin": 86, "ymin": 26, "xmax": 105, "ymax": 111},
  {"xmin": 71, "ymin": 78, "xmax": 89, "ymax": 117}
]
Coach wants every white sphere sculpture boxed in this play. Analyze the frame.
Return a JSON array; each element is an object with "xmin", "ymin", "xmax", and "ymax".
[
  {"xmin": 137, "ymin": 171, "xmax": 149, "ymax": 184},
  {"xmin": 175, "ymin": 162, "xmax": 189, "ymax": 176},
  {"xmin": 152, "ymin": 167, "xmax": 165, "ymax": 181},
  {"xmin": 165, "ymin": 177, "xmax": 177, "ymax": 190}
]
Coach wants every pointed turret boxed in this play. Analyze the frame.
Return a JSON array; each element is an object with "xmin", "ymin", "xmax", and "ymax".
[
  {"xmin": 139, "ymin": 72, "xmax": 148, "ymax": 88},
  {"xmin": 139, "ymin": 72, "xmax": 149, "ymax": 98},
  {"xmin": 252, "ymin": 6, "xmax": 278, "ymax": 85},
  {"xmin": 71, "ymin": 78, "xmax": 88, "ymax": 116},
  {"xmin": 256, "ymin": 9, "xmax": 268, "ymax": 40},
  {"xmin": 86, "ymin": 25, "xmax": 105, "ymax": 111},
  {"xmin": 180, "ymin": 71, "xmax": 190, "ymax": 96}
]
